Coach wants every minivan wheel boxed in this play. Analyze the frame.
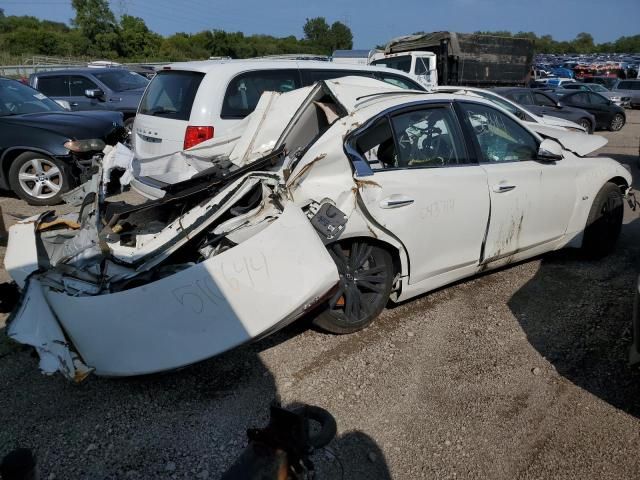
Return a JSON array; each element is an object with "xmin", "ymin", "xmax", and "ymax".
[
  {"xmin": 582, "ymin": 182, "xmax": 624, "ymax": 258},
  {"xmin": 8, "ymin": 152, "xmax": 71, "ymax": 205},
  {"xmin": 578, "ymin": 118, "xmax": 592, "ymax": 133},
  {"xmin": 313, "ymin": 241, "xmax": 394, "ymax": 334},
  {"xmin": 609, "ymin": 113, "xmax": 625, "ymax": 131}
]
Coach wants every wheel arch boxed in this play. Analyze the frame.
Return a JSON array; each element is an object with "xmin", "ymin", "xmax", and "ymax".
[
  {"xmin": 608, "ymin": 175, "xmax": 630, "ymax": 195},
  {"xmin": 327, "ymin": 235, "xmax": 406, "ymax": 298},
  {"xmin": 0, "ymin": 147, "xmax": 59, "ymax": 190}
]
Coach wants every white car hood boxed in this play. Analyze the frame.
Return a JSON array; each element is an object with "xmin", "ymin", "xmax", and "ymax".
[
  {"xmin": 540, "ymin": 114, "xmax": 586, "ymax": 132},
  {"xmin": 528, "ymin": 123, "xmax": 608, "ymax": 156}
]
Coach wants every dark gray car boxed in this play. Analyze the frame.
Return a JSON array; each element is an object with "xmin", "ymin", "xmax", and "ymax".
[
  {"xmin": 29, "ymin": 68, "xmax": 149, "ymax": 134},
  {"xmin": 492, "ymin": 87, "xmax": 597, "ymax": 133},
  {"xmin": 611, "ymin": 79, "xmax": 640, "ymax": 108}
]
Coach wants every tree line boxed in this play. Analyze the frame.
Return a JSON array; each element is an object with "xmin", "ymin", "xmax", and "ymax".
[
  {"xmin": 0, "ymin": 0, "xmax": 353, "ymax": 62},
  {"xmin": 473, "ymin": 31, "xmax": 640, "ymax": 55},
  {"xmin": 1, "ymin": 0, "xmax": 638, "ymax": 64}
]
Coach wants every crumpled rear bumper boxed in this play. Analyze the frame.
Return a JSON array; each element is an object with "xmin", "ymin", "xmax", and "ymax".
[{"xmin": 7, "ymin": 206, "xmax": 339, "ymax": 379}]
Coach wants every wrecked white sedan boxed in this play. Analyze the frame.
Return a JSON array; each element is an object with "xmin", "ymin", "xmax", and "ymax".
[{"xmin": 4, "ymin": 77, "xmax": 632, "ymax": 381}]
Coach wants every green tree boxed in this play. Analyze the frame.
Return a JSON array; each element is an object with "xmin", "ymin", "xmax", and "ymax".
[
  {"xmin": 303, "ymin": 17, "xmax": 330, "ymax": 46},
  {"xmin": 330, "ymin": 21, "xmax": 353, "ymax": 50},
  {"xmin": 71, "ymin": 0, "xmax": 119, "ymax": 56},
  {"xmin": 119, "ymin": 15, "xmax": 161, "ymax": 59},
  {"xmin": 572, "ymin": 32, "xmax": 595, "ymax": 53}
]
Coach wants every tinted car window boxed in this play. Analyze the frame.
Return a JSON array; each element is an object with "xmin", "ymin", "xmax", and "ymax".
[
  {"xmin": 391, "ymin": 107, "xmax": 467, "ymax": 168},
  {"xmin": 533, "ymin": 92, "xmax": 556, "ymax": 107},
  {"xmin": 588, "ymin": 92, "xmax": 609, "ymax": 105},
  {"xmin": 475, "ymin": 91, "xmax": 533, "ymax": 121},
  {"xmin": 355, "ymin": 117, "xmax": 397, "ymax": 170},
  {"xmin": 93, "ymin": 70, "xmax": 148, "ymax": 92},
  {"xmin": 69, "ymin": 75, "xmax": 99, "ymax": 96},
  {"xmin": 568, "ymin": 92, "xmax": 589, "ymax": 104},
  {"xmin": 460, "ymin": 103, "xmax": 538, "ymax": 163},
  {"xmin": 371, "ymin": 55, "xmax": 412, "ymax": 73},
  {"xmin": 139, "ymin": 70, "xmax": 204, "ymax": 121},
  {"xmin": 511, "ymin": 92, "xmax": 534, "ymax": 105},
  {"xmin": 37, "ymin": 76, "xmax": 69, "ymax": 97},
  {"xmin": 374, "ymin": 73, "xmax": 423, "ymax": 90},
  {"xmin": 301, "ymin": 69, "xmax": 374, "ymax": 85},
  {"xmin": 0, "ymin": 78, "xmax": 63, "ymax": 115},
  {"xmin": 222, "ymin": 69, "xmax": 302, "ymax": 119},
  {"xmin": 617, "ymin": 81, "xmax": 639, "ymax": 90}
]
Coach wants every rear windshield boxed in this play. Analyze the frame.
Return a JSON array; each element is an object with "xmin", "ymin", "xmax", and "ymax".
[
  {"xmin": 371, "ymin": 56, "xmax": 412, "ymax": 73},
  {"xmin": 138, "ymin": 70, "xmax": 204, "ymax": 121},
  {"xmin": 94, "ymin": 70, "xmax": 149, "ymax": 92},
  {"xmin": 617, "ymin": 81, "xmax": 640, "ymax": 90}
]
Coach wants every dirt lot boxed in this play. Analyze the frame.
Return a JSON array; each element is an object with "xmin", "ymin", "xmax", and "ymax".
[{"xmin": 1, "ymin": 112, "xmax": 639, "ymax": 479}]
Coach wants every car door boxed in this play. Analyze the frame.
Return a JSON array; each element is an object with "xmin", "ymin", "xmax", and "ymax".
[
  {"xmin": 68, "ymin": 75, "xmax": 105, "ymax": 111},
  {"xmin": 532, "ymin": 91, "xmax": 564, "ymax": 117},
  {"xmin": 34, "ymin": 75, "xmax": 69, "ymax": 104},
  {"xmin": 564, "ymin": 91, "xmax": 600, "ymax": 122},
  {"xmin": 353, "ymin": 103, "xmax": 490, "ymax": 285},
  {"xmin": 585, "ymin": 92, "xmax": 614, "ymax": 126},
  {"xmin": 456, "ymin": 101, "xmax": 576, "ymax": 262}
]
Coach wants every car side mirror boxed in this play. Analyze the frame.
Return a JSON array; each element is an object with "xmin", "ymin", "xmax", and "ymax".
[
  {"xmin": 85, "ymin": 88, "xmax": 104, "ymax": 99},
  {"xmin": 537, "ymin": 138, "xmax": 563, "ymax": 161}
]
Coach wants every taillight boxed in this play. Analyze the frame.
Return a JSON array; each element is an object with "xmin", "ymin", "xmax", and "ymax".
[{"xmin": 184, "ymin": 126, "xmax": 214, "ymax": 150}]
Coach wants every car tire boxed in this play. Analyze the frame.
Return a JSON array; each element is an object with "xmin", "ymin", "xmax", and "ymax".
[
  {"xmin": 578, "ymin": 117, "xmax": 593, "ymax": 133},
  {"xmin": 8, "ymin": 152, "xmax": 71, "ymax": 206},
  {"xmin": 313, "ymin": 241, "xmax": 394, "ymax": 334},
  {"xmin": 582, "ymin": 182, "xmax": 624, "ymax": 258},
  {"xmin": 609, "ymin": 113, "xmax": 625, "ymax": 131}
]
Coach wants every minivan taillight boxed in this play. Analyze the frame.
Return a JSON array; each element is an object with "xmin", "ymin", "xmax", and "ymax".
[{"xmin": 184, "ymin": 126, "xmax": 214, "ymax": 150}]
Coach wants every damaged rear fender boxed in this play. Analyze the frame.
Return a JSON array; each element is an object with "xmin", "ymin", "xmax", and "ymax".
[{"xmin": 9, "ymin": 206, "xmax": 340, "ymax": 378}]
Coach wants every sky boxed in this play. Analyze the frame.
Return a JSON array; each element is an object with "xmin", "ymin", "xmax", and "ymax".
[{"xmin": 2, "ymin": 0, "xmax": 639, "ymax": 48}]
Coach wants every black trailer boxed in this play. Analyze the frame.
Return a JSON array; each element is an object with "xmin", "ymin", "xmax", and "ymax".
[{"xmin": 385, "ymin": 31, "xmax": 534, "ymax": 87}]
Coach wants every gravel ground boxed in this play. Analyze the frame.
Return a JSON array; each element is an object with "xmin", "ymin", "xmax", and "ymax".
[{"xmin": 1, "ymin": 111, "xmax": 639, "ymax": 479}]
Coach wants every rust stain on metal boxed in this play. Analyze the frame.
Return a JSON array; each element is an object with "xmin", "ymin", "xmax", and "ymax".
[
  {"xmin": 286, "ymin": 153, "xmax": 327, "ymax": 189},
  {"xmin": 354, "ymin": 179, "xmax": 381, "ymax": 189}
]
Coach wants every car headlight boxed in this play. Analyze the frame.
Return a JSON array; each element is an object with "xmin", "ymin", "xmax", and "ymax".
[
  {"xmin": 64, "ymin": 139, "xmax": 106, "ymax": 153},
  {"xmin": 610, "ymin": 96, "xmax": 621, "ymax": 101}
]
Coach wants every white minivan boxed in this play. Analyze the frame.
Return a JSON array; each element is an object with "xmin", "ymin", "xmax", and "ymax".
[{"xmin": 133, "ymin": 59, "xmax": 424, "ymax": 159}]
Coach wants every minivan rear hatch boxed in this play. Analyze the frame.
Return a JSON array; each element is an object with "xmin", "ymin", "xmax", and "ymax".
[{"xmin": 135, "ymin": 70, "xmax": 205, "ymax": 158}]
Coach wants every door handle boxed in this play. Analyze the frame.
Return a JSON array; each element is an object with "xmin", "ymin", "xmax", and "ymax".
[
  {"xmin": 379, "ymin": 196, "xmax": 414, "ymax": 209},
  {"xmin": 492, "ymin": 184, "xmax": 516, "ymax": 193},
  {"xmin": 70, "ymin": 102, "xmax": 78, "ymax": 107}
]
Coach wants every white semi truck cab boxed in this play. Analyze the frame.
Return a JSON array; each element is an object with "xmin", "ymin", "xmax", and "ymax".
[{"xmin": 369, "ymin": 51, "xmax": 438, "ymax": 89}]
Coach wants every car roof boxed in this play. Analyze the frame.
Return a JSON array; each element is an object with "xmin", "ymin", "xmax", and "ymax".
[
  {"xmin": 491, "ymin": 87, "xmax": 530, "ymax": 94},
  {"xmin": 161, "ymin": 59, "xmax": 416, "ymax": 78},
  {"xmin": 33, "ymin": 68, "xmax": 128, "ymax": 76}
]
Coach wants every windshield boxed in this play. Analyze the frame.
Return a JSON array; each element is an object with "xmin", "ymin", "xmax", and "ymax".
[
  {"xmin": 371, "ymin": 56, "xmax": 412, "ymax": 73},
  {"xmin": 0, "ymin": 78, "xmax": 64, "ymax": 116},
  {"xmin": 93, "ymin": 70, "xmax": 149, "ymax": 92},
  {"xmin": 139, "ymin": 70, "xmax": 204, "ymax": 120},
  {"xmin": 588, "ymin": 84, "xmax": 608, "ymax": 92},
  {"xmin": 474, "ymin": 91, "xmax": 534, "ymax": 120}
]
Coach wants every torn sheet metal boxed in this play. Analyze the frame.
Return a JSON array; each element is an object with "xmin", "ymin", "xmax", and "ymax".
[
  {"xmin": 4, "ymin": 215, "xmax": 43, "ymax": 288},
  {"xmin": 25, "ymin": 206, "xmax": 338, "ymax": 377},
  {"xmin": 530, "ymin": 126, "xmax": 608, "ymax": 156},
  {"xmin": 7, "ymin": 278, "xmax": 92, "ymax": 381}
]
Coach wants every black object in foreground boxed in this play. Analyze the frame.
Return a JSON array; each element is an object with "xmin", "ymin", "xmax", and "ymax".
[{"xmin": 222, "ymin": 403, "xmax": 337, "ymax": 480}]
